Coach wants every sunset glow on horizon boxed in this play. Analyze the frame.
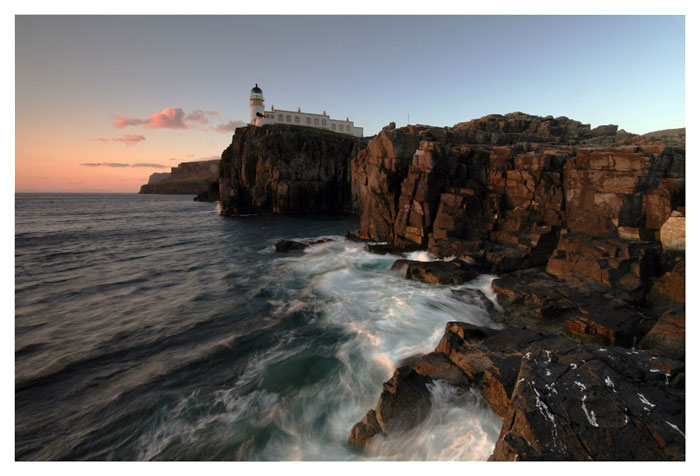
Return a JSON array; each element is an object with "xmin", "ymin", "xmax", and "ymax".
[{"xmin": 15, "ymin": 15, "xmax": 684, "ymax": 193}]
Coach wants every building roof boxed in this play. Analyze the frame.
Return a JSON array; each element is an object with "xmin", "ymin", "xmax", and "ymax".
[{"xmin": 251, "ymin": 84, "xmax": 262, "ymax": 94}]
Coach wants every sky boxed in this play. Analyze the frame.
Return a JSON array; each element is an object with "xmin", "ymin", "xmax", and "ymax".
[{"xmin": 15, "ymin": 15, "xmax": 685, "ymax": 193}]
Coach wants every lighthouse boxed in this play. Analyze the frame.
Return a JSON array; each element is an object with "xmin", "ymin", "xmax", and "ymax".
[
  {"xmin": 247, "ymin": 83, "xmax": 363, "ymax": 137},
  {"xmin": 249, "ymin": 84, "xmax": 264, "ymax": 125}
]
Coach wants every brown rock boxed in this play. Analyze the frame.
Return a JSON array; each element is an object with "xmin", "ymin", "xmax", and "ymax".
[
  {"xmin": 660, "ymin": 214, "xmax": 685, "ymax": 251},
  {"xmin": 638, "ymin": 310, "xmax": 685, "ymax": 360},
  {"xmin": 647, "ymin": 259, "xmax": 685, "ymax": 305},
  {"xmin": 373, "ymin": 367, "xmax": 432, "ymax": 434}
]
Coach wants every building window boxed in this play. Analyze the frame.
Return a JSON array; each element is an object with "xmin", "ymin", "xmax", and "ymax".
[
  {"xmin": 314, "ymin": 118, "xmax": 319, "ymax": 125},
  {"xmin": 295, "ymin": 116, "xmax": 300, "ymax": 123},
  {"xmin": 286, "ymin": 115, "xmax": 291, "ymax": 122},
  {"xmin": 332, "ymin": 124, "xmax": 336, "ymax": 130},
  {"xmin": 279, "ymin": 114, "xmax": 284, "ymax": 121},
  {"xmin": 339, "ymin": 124, "xmax": 344, "ymax": 131},
  {"xmin": 321, "ymin": 119, "xmax": 326, "ymax": 126},
  {"xmin": 306, "ymin": 117, "xmax": 311, "ymax": 124}
]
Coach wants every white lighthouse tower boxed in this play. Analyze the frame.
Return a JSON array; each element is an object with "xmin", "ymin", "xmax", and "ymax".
[{"xmin": 249, "ymin": 84, "xmax": 264, "ymax": 125}]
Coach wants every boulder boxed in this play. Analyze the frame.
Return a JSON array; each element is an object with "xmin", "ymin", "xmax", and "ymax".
[
  {"xmin": 660, "ymin": 213, "xmax": 685, "ymax": 251},
  {"xmin": 373, "ymin": 366, "xmax": 432, "ymax": 435}
]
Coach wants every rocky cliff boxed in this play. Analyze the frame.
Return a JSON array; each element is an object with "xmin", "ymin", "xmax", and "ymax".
[
  {"xmin": 218, "ymin": 124, "xmax": 366, "ymax": 215},
  {"xmin": 139, "ymin": 159, "xmax": 220, "ymax": 196},
  {"xmin": 217, "ymin": 113, "xmax": 685, "ymax": 460}
]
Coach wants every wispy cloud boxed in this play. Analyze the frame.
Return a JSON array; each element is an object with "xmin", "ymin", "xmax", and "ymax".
[
  {"xmin": 91, "ymin": 134, "xmax": 146, "ymax": 146},
  {"xmin": 214, "ymin": 120, "xmax": 247, "ymax": 133},
  {"xmin": 81, "ymin": 162, "xmax": 130, "ymax": 167},
  {"xmin": 79, "ymin": 162, "xmax": 169, "ymax": 168}
]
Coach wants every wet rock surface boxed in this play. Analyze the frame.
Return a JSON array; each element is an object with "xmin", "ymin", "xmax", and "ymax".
[
  {"xmin": 349, "ymin": 322, "xmax": 685, "ymax": 460},
  {"xmin": 490, "ymin": 339, "xmax": 685, "ymax": 461},
  {"xmin": 391, "ymin": 258, "xmax": 479, "ymax": 285}
]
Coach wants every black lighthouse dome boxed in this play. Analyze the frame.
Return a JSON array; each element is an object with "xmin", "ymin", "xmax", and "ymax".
[{"xmin": 251, "ymin": 84, "xmax": 262, "ymax": 94}]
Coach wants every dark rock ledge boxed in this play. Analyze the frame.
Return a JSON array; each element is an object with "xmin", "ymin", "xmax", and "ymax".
[{"xmin": 348, "ymin": 322, "xmax": 685, "ymax": 460}]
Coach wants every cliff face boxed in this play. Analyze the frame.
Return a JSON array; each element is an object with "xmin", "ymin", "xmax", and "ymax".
[
  {"xmin": 139, "ymin": 160, "xmax": 220, "ymax": 196},
  {"xmin": 344, "ymin": 114, "xmax": 685, "ymax": 460},
  {"xmin": 218, "ymin": 124, "xmax": 365, "ymax": 215}
]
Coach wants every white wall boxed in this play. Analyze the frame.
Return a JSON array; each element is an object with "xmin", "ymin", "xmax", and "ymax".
[{"xmin": 255, "ymin": 108, "xmax": 363, "ymax": 137}]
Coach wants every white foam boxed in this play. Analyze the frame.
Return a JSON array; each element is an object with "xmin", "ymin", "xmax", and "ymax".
[
  {"xmin": 366, "ymin": 381, "xmax": 501, "ymax": 460},
  {"xmin": 140, "ymin": 238, "xmax": 504, "ymax": 460}
]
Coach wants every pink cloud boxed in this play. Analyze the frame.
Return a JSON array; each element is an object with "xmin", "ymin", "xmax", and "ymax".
[
  {"xmin": 113, "ymin": 134, "xmax": 146, "ymax": 146},
  {"xmin": 111, "ymin": 108, "xmax": 221, "ymax": 130},
  {"xmin": 214, "ymin": 120, "xmax": 247, "ymax": 133},
  {"xmin": 111, "ymin": 107, "xmax": 187, "ymax": 130},
  {"xmin": 145, "ymin": 108, "xmax": 187, "ymax": 129}
]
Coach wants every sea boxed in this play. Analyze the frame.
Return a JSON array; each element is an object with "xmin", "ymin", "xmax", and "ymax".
[{"xmin": 15, "ymin": 193, "xmax": 503, "ymax": 461}]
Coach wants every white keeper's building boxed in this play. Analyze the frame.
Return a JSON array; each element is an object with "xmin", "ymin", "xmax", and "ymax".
[{"xmin": 248, "ymin": 84, "xmax": 363, "ymax": 137}]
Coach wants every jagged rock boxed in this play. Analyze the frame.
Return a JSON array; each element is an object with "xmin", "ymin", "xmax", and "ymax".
[
  {"xmin": 412, "ymin": 351, "xmax": 471, "ymax": 387},
  {"xmin": 492, "ymin": 269, "xmax": 646, "ymax": 347},
  {"xmin": 545, "ymin": 233, "xmax": 659, "ymax": 293},
  {"xmin": 373, "ymin": 366, "xmax": 432, "ymax": 435},
  {"xmin": 347, "ymin": 409, "xmax": 383, "ymax": 449},
  {"xmin": 391, "ymin": 259, "xmax": 479, "ymax": 285},
  {"xmin": 436, "ymin": 322, "xmax": 541, "ymax": 419}
]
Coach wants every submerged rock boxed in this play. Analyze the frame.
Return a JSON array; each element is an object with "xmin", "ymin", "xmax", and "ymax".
[{"xmin": 273, "ymin": 238, "xmax": 332, "ymax": 253}]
